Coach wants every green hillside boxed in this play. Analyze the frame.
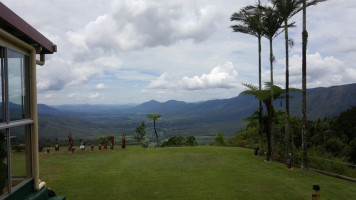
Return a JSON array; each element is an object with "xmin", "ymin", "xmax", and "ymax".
[
  {"xmin": 38, "ymin": 83, "xmax": 356, "ymax": 140},
  {"xmin": 40, "ymin": 146, "xmax": 356, "ymax": 200}
]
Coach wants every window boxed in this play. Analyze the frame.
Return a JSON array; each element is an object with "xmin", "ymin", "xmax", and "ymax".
[
  {"xmin": 0, "ymin": 46, "xmax": 32, "ymax": 198},
  {"xmin": 8, "ymin": 49, "xmax": 30, "ymax": 121}
]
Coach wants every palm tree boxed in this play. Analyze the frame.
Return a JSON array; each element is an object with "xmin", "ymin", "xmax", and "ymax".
[
  {"xmin": 301, "ymin": 0, "xmax": 308, "ymax": 171},
  {"xmin": 301, "ymin": 0, "xmax": 326, "ymax": 171},
  {"xmin": 261, "ymin": 6, "xmax": 285, "ymax": 159},
  {"xmin": 272, "ymin": 0, "xmax": 300, "ymax": 162},
  {"xmin": 241, "ymin": 82, "xmax": 299, "ymax": 161},
  {"xmin": 146, "ymin": 113, "xmax": 162, "ymax": 147},
  {"xmin": 231, "ymin": 1, "xmax": 264, "ymax": 154},
  {"xmin": 272, "ymin": 0, "xmax": 326, "ymax": 166}
]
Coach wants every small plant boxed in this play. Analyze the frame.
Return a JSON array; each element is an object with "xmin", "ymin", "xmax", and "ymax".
[
  {"xmin": 134, "ymin": 121, "xmax": 146, "ymax": 142},
  {"xmin": 142, "ymin": 138, "xmax": 150, "ymax": 148},
  {"xmin": 215, "ymin": 133, "xmax": 226, "ymax": 146}
]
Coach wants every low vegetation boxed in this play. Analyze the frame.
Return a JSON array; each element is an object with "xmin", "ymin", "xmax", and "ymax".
[
  {"xmin": 161, "ymin": 136, "xmax": 198, "ymax": 147},
  {"xmin": 227, "ymin": 106, "xmax": 356, "ymax": 178}
]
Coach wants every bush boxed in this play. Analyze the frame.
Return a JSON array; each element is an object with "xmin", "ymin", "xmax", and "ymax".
[
  {"xmin": 349, "ymin": 139, "xmax": 356, "ymax": 164},
  {"xmin": 161, "ymin": 136, "xmax": 198, "ymax": 147},
  {"xmin": 226, "ymin": 127, "xmax": 259, "ymax": 148},
  {"xmin": 185, "ymin": 136, "xmax": 198, "ymax": 146},
  {"xmin": 142, "ymin": 138, "xmax": 150, "ymax": 148},
  {"xmin": 226, "ymin": 138, "xmax": 247, "ymax": 147},
  {"xmin": 215, "ymin": 133, "xmax": 226, "ymax": 146},
  {"xmin": 325, "ymin": 138, "xmax": 345, "ymax": 156}
]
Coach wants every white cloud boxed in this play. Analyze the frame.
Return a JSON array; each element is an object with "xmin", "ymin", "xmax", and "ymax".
[
  {"xmin": 147, "ymin": 61, "xmax": 239, "ymax": 90},
  {"xmin": 67, "ymin": 92, "xmax": 82, "ymax": 98},
  {"xmin": 3, "ymin": 0, "xmax": 356, "ymax": 105},
  {"xmin": 96, "ymin": 83, "xmax": 106, "ymax": 90},
  {"xmin": 68, "ymin": 0, "xmax": 221, "ymax": 59},
  {"xmin": 180, "ymin": 61, "xmax": 238, "ymax": 90},
  {"xmin": 44, "ymin": 94, "xmax": 54, "ymax": 99},
  {"xmin": 147, "ymin": 72, "xmax": 175, "ymax": 89},
  {"xmin": 269, "ymin": 53, "xmax": 355, "ymax": 88},
  {"xmin": 89, "ymin": 93, "xmax": 100, "ymax": 99}
]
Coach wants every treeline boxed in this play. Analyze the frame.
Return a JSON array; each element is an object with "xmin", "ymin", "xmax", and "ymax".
[{"xmin": 227, "ymin": 106, "xmax": 356, "ymax": 176}]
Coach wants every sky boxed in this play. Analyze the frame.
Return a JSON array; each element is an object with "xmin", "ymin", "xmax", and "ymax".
[{"xmin": 2, "ymin": 0, "xmax": 356, "ymax": 105}]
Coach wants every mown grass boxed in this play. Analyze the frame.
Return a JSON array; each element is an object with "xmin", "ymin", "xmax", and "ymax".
[{"xmin": 39, "ymin": 145, "xmax": 356, "ymax": 200}]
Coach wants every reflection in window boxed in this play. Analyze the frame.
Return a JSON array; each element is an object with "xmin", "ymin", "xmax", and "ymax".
[
  {"xmin": 0, "ymin": 130, "xmax": 8, "ymax": 197},
  {"xmin": 8, "ymin": 49, "xmax": 29, "ymax": 121},
  {"xmin": 0, "ymin": 47, "xmax": 4, "ymax": 122},
  {"xmin": 10, "ymin": 126, "xmax": 31, "ymax": 189}
]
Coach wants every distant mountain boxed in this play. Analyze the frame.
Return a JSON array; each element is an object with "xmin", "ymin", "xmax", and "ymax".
[
  {"xmin": 38, "ymin": 104, "xmax": 61, "ymax": 115},
  {"xmin": 37, "ymin": 83, "xmax": 356, "ymax": 139},
  {"xmin": 289, "ymin": 83, "xmax": 356, "ymax": 119},
  {"xmin": 127, "ymin": 83, "xmax": 356, "ymax": 120}
]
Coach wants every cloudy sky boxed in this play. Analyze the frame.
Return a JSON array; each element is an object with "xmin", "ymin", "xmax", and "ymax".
[{"xmin": 2, "ymin": 0, "xmax": 356, "ymax": 105}]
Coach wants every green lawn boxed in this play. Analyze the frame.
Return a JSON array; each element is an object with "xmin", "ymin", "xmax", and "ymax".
[{"xmin": 39, "ymin": 146, "xmax": 356, "ymax": 200}]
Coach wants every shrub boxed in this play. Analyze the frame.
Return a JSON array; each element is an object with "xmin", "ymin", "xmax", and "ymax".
[
  {"xmin": 164, "ymin": 136, "xmax": 185, "ymax": 147},
  {"xmin": 215, "ymin": 133, "xmax": 226, "ymax": 146},
  {"xmin": 349, "ymin": 139, "xmax": 356, "ymax": 164},
  {"xmin": 226, "ymin": 138, "xmax": 247, "ymax": 147},
  {"xmin": 185, "ymin": 136, "xmax": 198, "ymax": 146},
  {"xmin": 161, "ymin": 136, "xmax": 198, "ymax": 147},
  {"xmin": 142, "ymin": 138, "xmax": 150, "ymax": 148}
]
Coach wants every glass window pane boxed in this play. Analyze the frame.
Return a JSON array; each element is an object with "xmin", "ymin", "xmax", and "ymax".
[
  {"xmin": 10, "ymin": 126, "xmax": 31, "ymax": 189},
  {"xmin": 0, "ymin": 130, "xmax": 8, "ymax": 197},
  {"xmin": 8, "ymin": 49, "xmax": 29, "ymax": 121},
  {"xmin": 0, "ymin": 47, "xmax": 4, "ymax": 122}
]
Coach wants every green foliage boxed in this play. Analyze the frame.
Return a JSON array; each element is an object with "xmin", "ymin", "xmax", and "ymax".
[
  {"xmin": 146, "ymin": 113, "xmax": 162, "ymax": 147},
  {"xmin": 334, "ymin": 106, "xmax": 356, "ymax": 142},
  {"xmin": 227, "ymin": 127, "xmax": 259, "ymax": 148},
  {"xmin": 134, "ymin": 121, "xmax": 146, "ymax": 142},
  {"xmin": 146, "ymin": 113, "xmax": 162, "ymax": 121},
  {"xmin": 185, "ymin": 136, "xmax": 198, "ymax": 146},
  {"xmin": 142, "ymin": 138, "xmax": 150, "ymax": 148},
  {"xmin": 162, "ymin": 136, "xmax": 185, "ymax": 147},
  {"xmin": 161, "ymin": 136, "xmax": 198, "ymax": 147},
  {"xmin": 325, "ymin": 138, "xmax": 345, "ymax": 157},
  {"xmin": 97, "ymin": 136, "xmax": 113, "ymax": 145},
  {"xmin": 215, "ymin": 133, "xmax": 226, "ymax": 146},
  {"xmin": 307, "ymin": 149, "xmax": 348, "ymax": 175}
]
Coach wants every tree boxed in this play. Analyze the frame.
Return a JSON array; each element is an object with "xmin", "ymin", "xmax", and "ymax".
[
  {"xmin": 272, "ymin": 0, "xmax": 300, "ymax": 162},
  {"xmin": 231, "ymin": 1, "xmax": 264, "ymax": 154},
  {"xmin": 241, "ymin": 82, "xmax": 300, "ymax": 161},
  {"xmin": 146, "ymin": 113, "xmax": 162, "ymax": 147},
  {"xmin": 261, "ymin": 6, "xmax": 285, "ymax": 159},
  {"xmin": 272, "ymin": 0, "xmax": 326, "ymax": 166},
  {"xmin": 134, "ymin": 121, "xmax": 146, "ymax": 143}
]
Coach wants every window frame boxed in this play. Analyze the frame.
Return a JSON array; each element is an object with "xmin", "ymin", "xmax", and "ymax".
[{"xmin": 0, "ymin": 45, "xmax": 33, "ymax": 198}]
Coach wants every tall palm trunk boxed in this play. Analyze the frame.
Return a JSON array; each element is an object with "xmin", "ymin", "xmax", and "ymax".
[
  {"xmin": 269, "ymin": 38, "xmax": 275, "ymax": 160},
  {"xmin": 301, "ymin": 0, "xmax": 308, "ymax": 170},
  {"xmin": 258, "ymin": 35, "xmax": 264, "ymax": 155},
  {"xmin": 153, "ymin": 120, "xmax": 159, "ymax": 147},
  {"xmin": 284, "ymin": 19, "xmax": 290, "ymax": 163}
]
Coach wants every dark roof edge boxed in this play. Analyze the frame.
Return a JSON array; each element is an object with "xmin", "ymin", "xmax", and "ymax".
[{"xmin": 0, "ymin": 2, "xmax": 57, "ymax": 54}]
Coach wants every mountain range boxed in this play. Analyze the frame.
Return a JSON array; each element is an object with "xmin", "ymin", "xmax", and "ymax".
[{"xmin": 37, "ymin": 83, "xmax": 356, "ymax": 140}]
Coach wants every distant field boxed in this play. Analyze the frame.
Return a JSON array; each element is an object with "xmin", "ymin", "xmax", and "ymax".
[{"xmin": 39, "ymin": 146, "xmax": 356, "ymax": 200}]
